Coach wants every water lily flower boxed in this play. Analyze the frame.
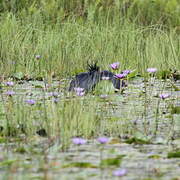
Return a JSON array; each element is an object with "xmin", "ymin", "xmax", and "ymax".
[
  {"xmin": 97, "ymin": 137, "xmax": 109, "ymax": 144},
  {"xmin": 25, "ymin": 99, "xmax": 36, "ymax": 105},
  {"xmin": 122, "ymin": 70, "xmax": 131, "ymax": 75},
  {"xmin": 35, "ymin": 55, "xmax": 41, "ymax": 59},
  {"xmin": 6, "ymin": 90, "xmax": 15, "ymax": 96},
  {"xmin": 53, "ymin": 98, "xmax": 59, "ymax": 103},
  {"xmin": 159, "ymin": 93, "xmax": 170, "ymax": 99},
  {"xmin": 113, "ymin": 169, "xmax": 127, "ymax": 177},
  {"xmin": 147, "ymin": 68, "xmax": 157, "ymax": 73},
  {"xmin": 110, "ymin": 62, "xmax": 120, "ymax": 70},
  {"xmin": 76, "ymin": 91, "xmax": 85, "ymax": 96},
  {"xmin": 74, "ymin": 87, "xmax": 85, "ymax": 96},
  {"xmin": 5, "ymin": 81, "xmax": 14, "ymax": 86},
  {"xmin": 115, "ymin": 73, "xmax": 126, "ymax": 79},
  {"xmin": 72, "ymin": 137, "xmax": 86, "ymax": 145}
]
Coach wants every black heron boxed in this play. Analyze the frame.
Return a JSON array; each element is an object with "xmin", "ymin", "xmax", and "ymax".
[{"xmin": 68, "ymin": 63, "xmax": 125, "ymax": 93}]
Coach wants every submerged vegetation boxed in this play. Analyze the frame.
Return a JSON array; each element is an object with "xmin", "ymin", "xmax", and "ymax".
[{"xmin": 0, "ymin": 0, "xmax": 180, "ymax": 179}]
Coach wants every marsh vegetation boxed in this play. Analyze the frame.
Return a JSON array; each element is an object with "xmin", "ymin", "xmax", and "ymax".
[{"xmin": 0, "ymin": 0, "xmax": 180, "ymax": 179}]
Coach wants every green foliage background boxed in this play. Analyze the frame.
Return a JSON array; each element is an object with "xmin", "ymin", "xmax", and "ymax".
[
  {"xmin": 0, "ymin": 0, "xmax": 179, "ymax": 78},
  {"xmin": 0, "ymin": 0, "xmax": 179, "ymax": 27}
]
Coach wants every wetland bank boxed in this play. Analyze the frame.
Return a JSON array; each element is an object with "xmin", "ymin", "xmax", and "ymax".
[{"xmin": 0, "ymin": 0, "xmax": 180, "ymax": 179}]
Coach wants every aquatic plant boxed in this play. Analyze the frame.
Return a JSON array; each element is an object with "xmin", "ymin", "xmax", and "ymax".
[
  {"xmin": 147, "ymin": 68, "xmax": 157, "ymax": 73},
  {"xmin": 6, "ymin": 90, "xmax": 15, "ymax": 96},
  {"xmin": 97, "ymin": 137, "xmax": 109, "ymax": 144},
  {"xmin": 74, "ymin": 88, "xmax": 85, "ymax": 96},
  {"xmin": 159, "ymin": 93, "xmax": 170, "ymax": 100},
  {"xmin": 5, "ymin": 81, "xmax": 14, "ymax": 86},
  {"xmin": 72, "ymin": 137, "xmax": 86, "ymax": 145},
  {"xmin": 35, "ymin": 55, "xmax": 41, "ymax": 60},
  {"xmin": 113, "ymin": 169, "xmax": 127, "ymax": 177},
  {"xmin": 110, "ymin": 62, "xmax": 120, "ymax": 70},
  {"xmin": 115, "ymin": 73, "xmax": 126, "ymax": 79},
  {"xmin": 25, "ymin": 99, "xmax": 36, "ymax": 105}
]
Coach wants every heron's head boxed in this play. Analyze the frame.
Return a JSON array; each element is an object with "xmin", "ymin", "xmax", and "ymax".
[{"xmin": 87, "ymin": 62, "xmax": 100, "ymax": 75}]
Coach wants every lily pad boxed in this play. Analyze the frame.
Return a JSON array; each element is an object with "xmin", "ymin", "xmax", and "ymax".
[
  {"xmin": 171, "ymin": 106, "xmax": 180, "ymax": 114},
  {"xmin": 125, "ymin": 137, "xmax": 151, "ymax": 144},
  {"xmin": 12, "ymin": 72, "xmax": 24, "ymax": 80},
  {"xmin": 167, "ymin": 151, "xmax": 180, "ymax": 158},
  {"xmin": 127, "ymin": 69, "xmax": 138, "ymax": 79},
  {"xmin": 0, "ymin": 159, "xmax": 17, "ymax": 167},
  {"xmin": 63, "ymin": 162, "xmax": 97, "ymax": 168},
  {"xmin": 100, "ymin": 155, "xmax": 125, "ymax": 167},
  {"xmin": 148, "ymin": 154, "xmax": 161, "ymax": 159}
]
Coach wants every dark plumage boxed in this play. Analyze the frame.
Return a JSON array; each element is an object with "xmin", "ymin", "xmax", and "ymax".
[
  {"xmin": 69, "ymin": 63, "xmax": 125, "ymax": 92},
  {"xmin": 100, "ymin": 70, "xmax": 126, "ymax": 90}
]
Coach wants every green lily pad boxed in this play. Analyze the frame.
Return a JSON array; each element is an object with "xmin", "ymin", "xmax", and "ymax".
[
  {"xmin": 12, "ymin": 72, "xmax": 24, "ymax": 80},
  {"xmin": 171, "ymin": 83, "xmax": 180, "ymax": 91},
  {"xmin": 125, "ymin": 137, "xmax": 151, "ymax": 144},
  {"xmin": 0, "ymin": 137, "xmax": 6, "ymax": 143},
  {"xmin": 15, "ymin": 146, "xmax": 27, "ymax": 154},
  {"xmin": 30, "ymin": 81, "xmax": 44, "ymax": 88},
  {"xmin": 171, "ymin": 106, "xmax": 180, "ymax": 114},
  {"xmin": 157, "ymin": 70, "xmax": 171, "ymax": 79},
  {"xmin": 63, "ymin": 162, "xmax": 97, "ymax": 168},
  {"xmin": 0, "ymin": 159, "xmax": 17, "ymax": 167},
  {"xmin": 127, "ymin": 69, "xmax": 138, "ymax": 79},
  {"xmin": 148, "ymin": 154, "xmax": 161, "ymax": 159},
  {"xmin": 167, "ymin": 151, "xmax": 180, "ymax": 158},
  {"xmin": 100, "ymin": 155, "xmax": 125, "ymax": 167}
]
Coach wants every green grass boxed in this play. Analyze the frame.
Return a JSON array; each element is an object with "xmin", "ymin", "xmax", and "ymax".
[
  {"xmin": 0, "ymin": 12, "xmax": 179, "ymax": 79},
  {"xmin": 0, "ymin": 2, "xmax": 179, "ymax": 179}
]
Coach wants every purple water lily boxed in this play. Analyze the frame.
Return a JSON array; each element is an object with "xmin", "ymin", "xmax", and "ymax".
[
  {"xmin": 53, "ymin": 98, "xmax": 59, "ymax": 103},
  {"xmin": 72, "ymin": 137, "xmax": 87, "ymax": 145},
  {"xmin": 26, "ymin": 99, "xmax": 36, "ymax": 105},
  {"xmin": 35, "ymin": 55, "xmax": 41, "ymax": 59},
  {"xmin": 147, "ymin": 68, "xmax": 157, "ymax": 73},
  {"xmin": 74, "ymin": 87, "xmax": 85, "ymax": 96},
  {"xmin": 113, "ymin": 169, "xmax": 127, "ymax": 177},
  {"xmin": 122, "ymin": 70, "xmax": 131, "ymax": 75},
  {"xmin": 97, "ymin": 137, "xmax": 109, "ymax": 144},
  {"xmin": 5, "ymin": 81, "xmax": 14, "ymax": 86},
  {"xmin": 110, "ymin": 62, "xmax": 120, "ymax": 70},
  {"xmin": 115, "ymin": 73, "xmax": 126, "ymax": 79},
  {"xmin": 6, "ymin": 90, "xmax": 15, "ymax": 96},
  {"xmin": 159, "ymin": 93, "xmax": 170, "ymax": 99}
]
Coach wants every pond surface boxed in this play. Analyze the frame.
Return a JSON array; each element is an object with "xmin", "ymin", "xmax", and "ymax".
[{"xmin": 0, "ymin": 77, "xmax": 180, "ymax": 180}]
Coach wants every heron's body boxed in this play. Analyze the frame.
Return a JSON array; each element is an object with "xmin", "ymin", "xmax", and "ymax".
[{"xmin": 69, "ymin": 64, "xmax": 125, "ymax": 93}]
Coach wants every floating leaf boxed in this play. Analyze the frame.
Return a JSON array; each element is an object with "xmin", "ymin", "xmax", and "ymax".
[
  {"xmin": 148, "ymin": 154, "xmax": 161, "ymax": 159},
  {"xmin": 109, "ymin": 138, "xmax": 121, "ymax": 144},
  {"xmin": 15, "ymin": 147, "xmax": 26, "ymax": 154},
  {"xmin": 30, "ymin": 81, "xmax": 44, "ymax": 88},
  {"xmin": 167, "ymin": 151, "xmax": 180, "ymax": 158},
  {"xmin": 157, "ymin": 70, "xmax": 171, "ymax": 79},
  {"xmin": 0, "ymin": 159, "xmax": 17, "ymax": 167},
  {"xmin": 125, "ymin": 137, "xmax": 151, "ymax": 144},
  {"xmin": 100, "ymin": 155, "xmax": 125, "ymax": 167},
  {"xmin": 171, "ymin": 106, "xmax": 180, "ymax": 114},
  {"xmin": 127, "ymin": 69, "xmax": 138, "ymax": 79},
  {"xmin": 63, "ymin": 162, "xmax": 97, "ymax": 168},
  {"xmin": 12, "ymin": 72, "xmax": 24, "ymax": 80},
  {"xmin": 171, "ymin": 83, "xmax": 180, "ymax": 91},
  {"xmin": 0, "ymin": 137, "xmax": 6, "ymax": 143}
]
